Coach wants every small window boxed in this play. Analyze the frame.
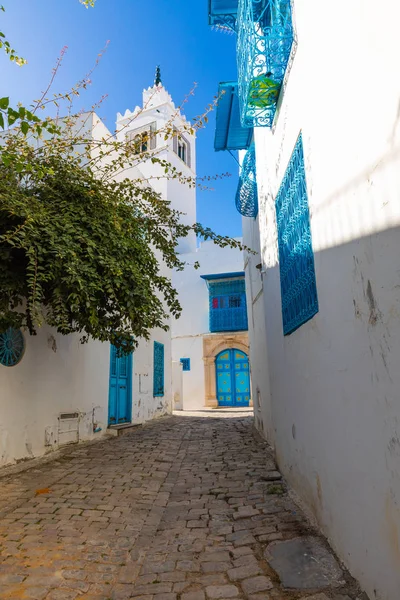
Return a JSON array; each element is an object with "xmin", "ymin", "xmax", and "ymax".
[
  {"xmin": 173, "ymin": 128, "xmax": 191, "ymax": 167},
  {"xmin": 153, "ymin": 341, "xmax": 164, "ymax": 397},
  {"xmin": 178, "ymin": 138, "xmax": 187, "ymax": 163},
  {"xmin": 128, "ymin": 122, "xmax": 157, "ymax": 155},
  {"xmin": 180, "ymin": 358, "xmax": 190, "ymax": 371}
]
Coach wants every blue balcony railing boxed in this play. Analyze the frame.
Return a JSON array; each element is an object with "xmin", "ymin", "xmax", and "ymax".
[
  {"xmin": 235, "ymin": 144, "xmax": 258, "ymax": 217},
  {"xmin": 208, "ymin": 0, "xmax": 238, "ymax": 31},
  {"xmin": 237, "ymin": 0, "xmax": 294, "ymax": 127}
]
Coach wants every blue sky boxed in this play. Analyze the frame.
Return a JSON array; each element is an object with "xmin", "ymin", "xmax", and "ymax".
[{"xmin": 1, "ymin": 0, "xmax": 242, "ymax": 238}]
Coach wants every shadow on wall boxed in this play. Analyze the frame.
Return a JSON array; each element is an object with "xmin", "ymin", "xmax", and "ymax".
[{"xmin": 261, "ymin": 221, "xmax": 400, "ymax": 600}]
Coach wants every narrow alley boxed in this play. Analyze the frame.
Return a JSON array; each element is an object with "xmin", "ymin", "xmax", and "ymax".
[{"xmin": 0, "ymin": 412, "xmax": 361, "ymax": 600}]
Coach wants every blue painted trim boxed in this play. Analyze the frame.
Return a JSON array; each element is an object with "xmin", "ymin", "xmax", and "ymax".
[
  {"xmin": 107, "ymin": 346, "xmax": 133, "ymax": 426},
  {"xmin": 214, "ymin": 82, "xmax": 253, "ymax": 152},
  {"xmin": 153, "ymin": 341, "xmax": 165, "ymax": 397},
  {"xmin": 180, "ymin": 358, "xmax": 191, "ymax": 371},
  {"xmin": 201, "ymin": 271, "xmax": 245, "ymax": 281}
]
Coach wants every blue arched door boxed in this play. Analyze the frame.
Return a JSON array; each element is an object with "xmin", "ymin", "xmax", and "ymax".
[
  {"xmin": 216, "ymin": 348, "xmax": 250, "ymax": 407},
  {"xmin": 108, "ymin": 345, "xmax": 132, "ymax": 425}
]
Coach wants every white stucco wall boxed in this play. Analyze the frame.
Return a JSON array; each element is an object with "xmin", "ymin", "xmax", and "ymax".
[
  {"xmin": 248, "ymin": 2, "xmax": 400, "ymax": 598},
  {"xmin": 242, "ymin": 216, "xmax": 273, "ymax": 443},
  {"xmin": 171, "ymin": 240, "xmax": 245, "ymax": 410},
  {"xmin": 0, "ymin": 325, "xmax": 172, "ymax": 467},
  {"xmin": 0, "ymin": 327, "xmax": 109, "ymax": 466}
]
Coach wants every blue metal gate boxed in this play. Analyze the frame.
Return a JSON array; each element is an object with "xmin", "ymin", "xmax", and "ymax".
[
  {"xmin": 108, "ymin": 345, "xmax": 132, "ymax": 425},
  {"xmin": 216, "ymin": 348, "xmax": 250, "ymax": 407}
]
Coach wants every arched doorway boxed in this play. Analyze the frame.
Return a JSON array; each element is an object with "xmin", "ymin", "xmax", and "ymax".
[{"xmin": 216, "ymin": 348, "xmax": 250, "ymax": 407}]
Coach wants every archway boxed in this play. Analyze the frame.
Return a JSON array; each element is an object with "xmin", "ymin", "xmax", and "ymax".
[
  {"xmin": 216, "ymin": 348, "xmax": 250, "ymax": 407},
  {"xmin": 202, "ymin": 332, "xmax": 250, "ymax": 408}
]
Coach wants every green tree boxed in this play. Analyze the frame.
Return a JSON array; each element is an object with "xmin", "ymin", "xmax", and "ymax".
[{"xmin": 0, "ymin": 3, "xmax": 243, "ymax": 354}]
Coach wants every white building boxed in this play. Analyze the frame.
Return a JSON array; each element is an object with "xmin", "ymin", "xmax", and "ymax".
[
  {"xmin": 209, "ymin": 1, "xmax": 400, "ymax": 599},
  {"xmin": 171, "ymin": 240, "xmax": 250, "ymax": 411},
  {"xmin": 0, "ymin": 77, "xmax": 200, "ymax": 466}
]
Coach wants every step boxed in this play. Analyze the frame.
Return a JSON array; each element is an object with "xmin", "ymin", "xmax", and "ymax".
[{"xmin": 107, "ymin": 423, "xmax": 141, "ymax": 437}]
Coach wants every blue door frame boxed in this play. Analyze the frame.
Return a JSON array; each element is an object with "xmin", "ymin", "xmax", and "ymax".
[
  {"xmin": 216, "ymin": 348, "xmax": 250, "ymax": 407},
  {"xmin": 108, "ymin": 345, "xmax": 133, "ymax": 425}
]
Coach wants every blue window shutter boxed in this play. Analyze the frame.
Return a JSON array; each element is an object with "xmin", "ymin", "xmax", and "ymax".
[
  {"xmin": 153, "ymin": 342, "xmax": 165, "ymax": 397},
  {"xmin": 275, "ymin": 133, "xmax": 318, "ymax": 335},
  {"xmin": 208, "ymin": 278, "xmax": 248, "ymax": 333},
  {"xmin": 180, "ymin": 358, "xmax": 190, "ymax": 371}
]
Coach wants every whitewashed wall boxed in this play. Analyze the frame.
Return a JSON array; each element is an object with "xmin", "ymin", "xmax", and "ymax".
[
  {"xmin": 0, "ymin": 327, "xmax": 109, "ymax": 466},
  {"xmin": 172, "ymin": 240, "xmax": 244, "ymax": 410},
  {"xmin": 242, "ymin": 215, "xmax": 273, "ymax": 443},
  {"xmin": 0, "ymin": 325, "xmax": 172, "ymax": 467},
  {"xmin": 249, "ymin": 2, "xmax": 400, "ymax": 598}
]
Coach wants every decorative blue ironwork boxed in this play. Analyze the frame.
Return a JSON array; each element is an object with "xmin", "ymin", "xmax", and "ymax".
[
  {"xmin": 180, "ymin": 358, "xmax": 191, "ymax": 371},
  {"xmin": 235, "ymin": 144, "xmax": 258, "ymax": 217},
  {"xmin": 237, "ymin": 0, "xmax": 295, "ymax": 127},
  {"xmin": 153, "ymin": 341, "xmax": 165, "ymax": 397},
  {"xmin": 275, "ymin": 133, "xmax": 318, "ymax": 335},
  {"xmin": 208, "ymin": 278, "xmax": 248, "ymax": 332},
  {"xmin": 208, "ymin": 0, "xmax": 238, "ymax": 31},
  {"xmin": 0, "ymin": 328, "xmax": 25, "ymax": 367}
]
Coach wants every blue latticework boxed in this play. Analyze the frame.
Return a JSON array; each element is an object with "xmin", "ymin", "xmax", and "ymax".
[
  {"xmin": 209, "ymin": 278, "xmax": 248, "ymax": 332},
  {"xmin": 0, "ymin": 328, "xmax": 25, "ymax": 367},
  {"xmin": 180, "ymin": 358, "xmax": 191, "ymax": 371},
  {"xmin": 275, "ymin": 133, "xmax": 318, "ymax": 335},
  {"xmin": 237, "ymin": 0, "xmax": 294, "ymax": 127},
  {"xmin": 235, "ymin": 144, "xmax": 258, "ymax": 217},
  {"xmin": 153, "ymin": 341, "xmax": 164, "ymax": 397},
  {"xmin": 208, "ymin": 0, "xmax": 238, "ymax": 31}
]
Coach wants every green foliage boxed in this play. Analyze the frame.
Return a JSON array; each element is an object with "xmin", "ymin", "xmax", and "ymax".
[
  {"xmin": 0, "ymin": 0, "xmax": 247, "ymax": 352},
  {"xmin": 0, "ymin": 116, "xmax": 245, "ymax": 353}
]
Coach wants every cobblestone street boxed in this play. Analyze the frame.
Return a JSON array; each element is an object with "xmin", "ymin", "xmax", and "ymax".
[{"xmin": 0, "ymin": 411, "xmax": 361, "ymax": 600}]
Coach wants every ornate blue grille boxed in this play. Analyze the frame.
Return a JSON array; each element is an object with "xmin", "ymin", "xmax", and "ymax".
[
  {"xmin": 208, "ymin": 0, "xmax": 238, "ymax": 32},
  {"xmin": 153, "ymin": 341, "xmax": 164, "ymax": 397},
  {"xmin": 275, "ymin": 133, "xmax": 318, "ymax": 335},
  {"xmin": 0, "ymin": 328, "xmax": 25, "ymax": 367},
  {"xmin": 209, "ymin": 279, "xmax": 248, "ymax": 332},
  {"xmin": 237, "ymin": 0, "xmax": 294, "ymax": 127},
  {"xmin": 235, "ymin": 144, "xmax": 258, "ymax": 217},
  {"xmin": 180, "ymin": 358, "xmax": 191, "ymax": 371}
]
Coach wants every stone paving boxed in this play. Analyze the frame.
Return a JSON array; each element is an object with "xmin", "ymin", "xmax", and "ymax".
[{"xmin": 0, "ymin": 410, "xmax": 363, "ymax": 600}]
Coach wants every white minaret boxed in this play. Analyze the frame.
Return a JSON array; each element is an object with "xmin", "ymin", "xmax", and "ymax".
[{"xmin": 116, "ymin": 67, "xmax": 197, "ymax": 254}]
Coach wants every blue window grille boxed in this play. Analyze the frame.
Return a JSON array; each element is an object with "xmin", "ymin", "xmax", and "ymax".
[
  {"xmin": 235, "ymin": 144, "xmax": 258, "ymax": 217},
  {"xmin": 237, "ymin": 0, "xmax": 295, "ymax": 127},
  {"xmin": 208, "ymin": 278, "xmax": 248, "ymax": 332},
  {"xmin": 180, "ymin": 358, "xmax": 191, "ymax": 371},
  {"xmin": 0, "ymin": 328, "xmax": 25, "ymax": 367},
  {"xmin": 208, "ymin": 0, "xmax": 238, "ymax": 32},
  {"xmin": 153, "ymin": 341, "xmax": 164, "ymax": 397},
  {"xmin": 275, "ymin": 133, "xmax": 318, "ymax": 335}
]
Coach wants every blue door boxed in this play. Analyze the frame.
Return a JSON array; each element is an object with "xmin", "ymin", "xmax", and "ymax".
[
  {"xmin": 216, "ymin": 348, "xmax": 250, "ymax": 407},
  {"xmin": 108, "ymin": 345, "xmax": 132, "ymax": 425}
]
